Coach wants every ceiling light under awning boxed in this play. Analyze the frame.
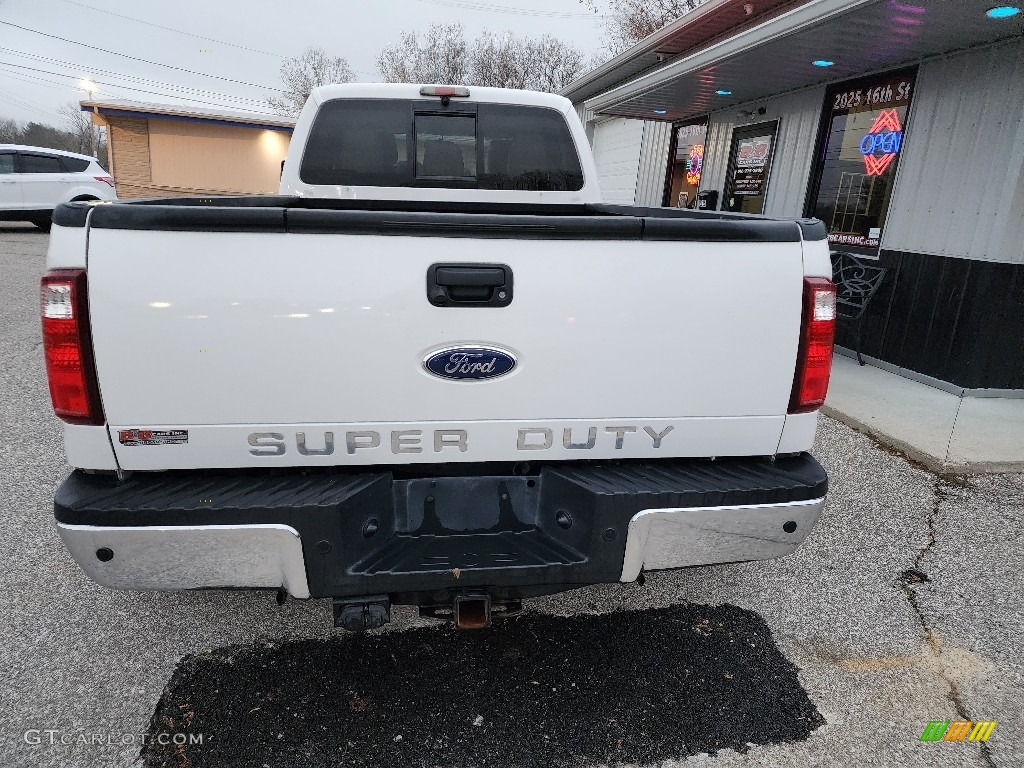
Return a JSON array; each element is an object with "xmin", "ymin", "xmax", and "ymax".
[{"xmin": 985, "ymin": 6, "xmax": 1021, "ymax": 18}]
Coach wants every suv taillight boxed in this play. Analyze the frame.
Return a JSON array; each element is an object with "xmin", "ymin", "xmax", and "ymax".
[
  {"xmin": 94, "ymin": 175, "xmax": 115, "ymax": 187},
  {"xmin": 789, "ymin": 277, "xmax": 837, "ymax": 414},
  {"xmin": 40, "ymin": 269, "xmax": 104, "ymax": 424}
]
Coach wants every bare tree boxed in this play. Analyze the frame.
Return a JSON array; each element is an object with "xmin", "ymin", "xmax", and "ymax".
[
  {"xmin": 0, "ymin": 108, "xmax": 109, "ymax": 168},
  {"xmin": 0, "ymin": 117, "xmax": 20, "ymax": 144},
  {"xmin": 583, "ymin": 0, "xmax": 707, "ymax": 56},
  {"xmin": 377, "ymin": 23, "xmax": 469, "ymax": 86},
  {"xmin": 267, "ymin": 47, "xmax": 355, "ymax": 116},
  {"xmin": 469, "ymin": 32, "xmax": 586, "ymax": 92},
  {"xmin": 59, "ymin": 103, "xmax": 95, "ymax": 155},
  {"xmin": 377, "ymin": 24, "xmax": 585, "ymax": 93}
]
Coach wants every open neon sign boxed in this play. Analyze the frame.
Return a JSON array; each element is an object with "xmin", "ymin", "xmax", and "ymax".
[
  {"xmin": 686, "ymin": 145, "xmax": 703, "ymax": 185},
  {"xmin": 859, "ymin": 109, "xmax": 903, "ymax": 176}
]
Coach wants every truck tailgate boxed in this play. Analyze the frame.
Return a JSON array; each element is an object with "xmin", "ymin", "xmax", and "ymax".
[{"xmin": 86, "ymin": 215, "xmax": 805, "ymax": 470}]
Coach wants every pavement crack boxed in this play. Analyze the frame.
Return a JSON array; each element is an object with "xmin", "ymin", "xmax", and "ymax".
[
  {"xmin": 898, "ymin": 477, "xmax": 995, "ymax": 768},
  {"xmin": 912, "ymin": 479, "xmax": 943, "ymax": 573}
]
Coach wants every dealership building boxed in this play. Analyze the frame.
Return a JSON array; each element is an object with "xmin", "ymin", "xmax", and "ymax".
[
  {"xmin": 563, "ymin": 0, "xmax": 1024, "ymax": 395},
  {"xmin": 82, "ymin": 99, "xmax": 294, "ymax": 199}
]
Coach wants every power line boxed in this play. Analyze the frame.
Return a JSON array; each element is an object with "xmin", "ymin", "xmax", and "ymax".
[
  {"xmin": 0, "ymin": 47, "xmax": 273, "ymax": 107},
  {"xmin": 0, "ymin": 62, "xmax": 132, "ymax": 100},
  {"xmin": 53, "ymin": 0, "xmax": 285, "ymax": 58},
  {"xmin": 0, "ymin": 62, "xmax": 275, "ymax": 114},
  {"xmin": 0, "ymin": 20, "xmax": 283, "ymax": 92},
  {"xmin": 409, "ymin": 0, "xmax": 605, "ymax": 18},
  {"xmin": 50, "ymin": 1, "xmax": 380, "ymax": 78},
  {"xmin": 0, "ymin": 88, "xmax": 61, "ymax": 119}
]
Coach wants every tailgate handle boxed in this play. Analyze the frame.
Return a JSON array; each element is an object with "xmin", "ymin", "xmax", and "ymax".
[{"xmin": 427, "ymin": 263, "xmax": 513, "ymax": 307}]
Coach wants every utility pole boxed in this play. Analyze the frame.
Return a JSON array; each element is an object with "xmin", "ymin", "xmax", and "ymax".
[{"xmin": 80, "ymin": 79, "xmax": 98, "ymax": 157}]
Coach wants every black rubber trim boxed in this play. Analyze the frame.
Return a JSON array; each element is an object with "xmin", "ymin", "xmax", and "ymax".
[
  {"xmin": 286, "ymin": 209, "xmax": 643, "ymax": 239},
  {"xmin": 89, "ymin": 204, "xmax": 287, "ymax": 232},
  {"xmin": 797, "ymin": 218, "xmax": 828, "ymax": 241},
  {"xmin": 69, "ymin": 195, "xmax": 813, "ymax": 242},
  {"xmin": 52, "ymin": 202, "xmax": 91, "ymax": 228},
  {"xmin": 641, "ymin": 216, "xmax": 799, "ymax": 242},
  {"xmin": 54, "ymin": 454, "xmax": 826, "ymax": 599}
]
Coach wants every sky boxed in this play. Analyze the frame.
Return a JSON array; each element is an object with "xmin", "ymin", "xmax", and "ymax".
[{"xmin": 0, "ymin": 0, "xmax": 608, "ymax": 125}]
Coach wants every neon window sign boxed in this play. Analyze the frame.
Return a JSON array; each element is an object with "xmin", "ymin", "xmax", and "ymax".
[
  {"xmin": 859, "ymin": 109, "xmax": 903, "ymax": 176},
  {"xmin": 686, "ymin": 144, "xmax": 704, "ymax": 185}
]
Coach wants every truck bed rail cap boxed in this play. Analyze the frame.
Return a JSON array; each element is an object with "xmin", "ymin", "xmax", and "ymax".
[
  {"xmin": 89, "ymin": 204, "xmax": 287, "ymax": 232},
  {"xmin": 285, "ymin": 209, "xmax": 643, "ymax": 240}
]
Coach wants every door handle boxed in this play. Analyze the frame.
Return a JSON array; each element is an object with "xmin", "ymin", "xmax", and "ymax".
[{"xmin": 427, "ymin": 263, "xmax": 513, "ymax": 307}]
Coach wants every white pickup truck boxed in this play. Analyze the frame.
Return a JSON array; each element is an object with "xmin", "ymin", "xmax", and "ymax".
[{"xmin": 42, "ymin": 84, "xmax": 835, "ymax": 631}]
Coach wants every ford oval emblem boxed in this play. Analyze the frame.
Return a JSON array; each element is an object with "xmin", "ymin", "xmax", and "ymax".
[{"xmin": 424, "ymin": 346, "xmax": 517, "ymax": 381}]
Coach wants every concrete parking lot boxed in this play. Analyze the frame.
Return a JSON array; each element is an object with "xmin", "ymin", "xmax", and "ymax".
[{"xmin": 1, "ymin": 223, "xmax": 1021, "ymax": 768}]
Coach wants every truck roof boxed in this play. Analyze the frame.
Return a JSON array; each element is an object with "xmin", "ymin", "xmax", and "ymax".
[{"xmin": 309, "ymin": 83, "xmax": 575, "ymax": 113}]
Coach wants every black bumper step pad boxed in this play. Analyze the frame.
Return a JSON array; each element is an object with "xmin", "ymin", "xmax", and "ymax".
[{"xmin": 55, "ymin": 454, "xmax": 826, "ymax": 598}]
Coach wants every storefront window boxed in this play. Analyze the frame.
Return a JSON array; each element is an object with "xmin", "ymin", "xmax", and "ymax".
[
  {"xmin": 723, "ymin": 121, "xmax": 778, "ymax": 214},
  {"xmin": 807, "ymin": 69, "xmax": 916, "ymax": 254},
  {"xmin": 663, "ymin": 120, "xmax": 708, "ymax": 209}
]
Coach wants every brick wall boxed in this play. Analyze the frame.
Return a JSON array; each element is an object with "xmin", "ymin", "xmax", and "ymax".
[{"xmin": 106, "ymin": 116, "xmax": 159, "ymax": 199}]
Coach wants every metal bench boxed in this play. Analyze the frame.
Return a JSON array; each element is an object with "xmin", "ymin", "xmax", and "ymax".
[{"xmin": 830, "ymin": 251, "xmax": 888, "ymax": 365}]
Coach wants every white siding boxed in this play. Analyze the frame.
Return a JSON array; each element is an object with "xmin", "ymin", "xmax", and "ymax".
[
  {"xmin": 701, "ymin": 86, "xmax": 826, "ymax": 217},
  {"xmin": 883, "ymin": 40, "xmax": 1024, "ymax": 264},
  {"xmin": 635, "ymin": 121, "xmax": 673, "ymax": 207},
  {"xmin": 591, "ymin": 117, "xmax": 645, "ymax": 204}
]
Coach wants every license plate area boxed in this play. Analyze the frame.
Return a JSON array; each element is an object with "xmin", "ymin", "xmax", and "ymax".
[{"xmin": 351, "ymin": 475, "xmax": 591, "ymax": 577}]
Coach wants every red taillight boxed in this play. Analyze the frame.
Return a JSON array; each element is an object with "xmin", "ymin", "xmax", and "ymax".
[
  {"xmin": 789, "ymin": 277, "xmax": 837, "ymax": 414},
  {"xmin": 94, "ymin": 175, "xmax": 115, "ymax": 188},
  {"xmin": 41, "ymin": 269, "xmax": 104, "ymax": 425},
  {"xmin": 419, "ymin": 85, "xmax": 470, "ymax": 97}
]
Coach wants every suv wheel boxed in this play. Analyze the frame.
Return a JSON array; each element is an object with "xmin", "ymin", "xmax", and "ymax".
[{"xmin": 30, "ymin": 216, "xmax": 52, "ymax": 232}]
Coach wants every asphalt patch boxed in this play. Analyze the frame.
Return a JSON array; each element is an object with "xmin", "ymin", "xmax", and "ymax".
[{"xmin": 143, "ymin": 603, "xmax": 823, "ymax": 767}]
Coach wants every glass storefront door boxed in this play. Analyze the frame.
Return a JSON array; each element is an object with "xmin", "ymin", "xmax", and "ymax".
[
  {"xmin": 662, "ymin": 119, "xmax": 708, "ymax": 209},
  {"xmin": 806, "ymin": 68, "xmax": 917, "ymax": 254},
  {"xmin": 722, "ymin": 121, "xmax": 779, "ymax": 214}
]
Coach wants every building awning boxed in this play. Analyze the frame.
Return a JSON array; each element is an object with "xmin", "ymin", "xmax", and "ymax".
[
  {"xmin": 559, "ymin": 0, "xmax": 803, "ymax": 105},
  {"xmin": 579, "ymin": 0, "xmax": 1024, "ymax": 122},
  {"xmin": 81, "ymin": 99, "xmax": 296, "ymax": 132}
]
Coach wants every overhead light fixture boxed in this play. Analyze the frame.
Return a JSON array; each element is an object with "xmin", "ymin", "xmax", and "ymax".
[
  {"xmin": 986, "ymin": 6, "xmax": 1021, "ymax": 18},
  {"xmin": 715, "ymin": 89, "xmax": 732, "ymax": 95},
  {"xmin": 812, "ymin": 60, "xmax": 835, "ymax": 67},
  {"xmin": 654, "ymin": 109, "xmax": 667, "ymax": 114}
]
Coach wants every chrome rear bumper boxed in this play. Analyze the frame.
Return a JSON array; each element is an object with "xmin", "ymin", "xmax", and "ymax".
[
  {"xmin": 56, "ymin": 496, "xmax": 824, "ymax": 598},
  {"xmin": 56, "ymin": 523, "xmax": 310, "ymax": 598},
  {"xmin": 619, "ymin": 497, "xmax": 826, "ymax": 581},
  {"xmin": 54, "ymin": 455, "xmax": 827, "ymax": 600}
]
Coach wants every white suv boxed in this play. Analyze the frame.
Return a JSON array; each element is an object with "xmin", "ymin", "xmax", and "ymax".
[{"xmin": 0, "ymin": 145, "xmax": 117, "ymax": 230}]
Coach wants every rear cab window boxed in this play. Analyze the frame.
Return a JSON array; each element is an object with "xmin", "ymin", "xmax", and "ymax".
[{"xmin": 300, "ymin": 99, "xmax": 584, "ymax": 191}]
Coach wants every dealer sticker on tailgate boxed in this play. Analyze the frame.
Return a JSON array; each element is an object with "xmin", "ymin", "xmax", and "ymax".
[{"xmin": 118, "ymin": 429, "xmax": 189, "ymax": 446}]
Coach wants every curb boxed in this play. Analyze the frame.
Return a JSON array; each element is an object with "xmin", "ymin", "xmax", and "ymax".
[{"xmin": 820, "ymin": 405, "xmax": 1024, "ymax": 475}]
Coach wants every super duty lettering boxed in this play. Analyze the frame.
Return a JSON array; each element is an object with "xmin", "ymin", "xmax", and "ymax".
[{"xmin": 248, "ymin": 426, "xmax": 677, "ymax": 456}]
